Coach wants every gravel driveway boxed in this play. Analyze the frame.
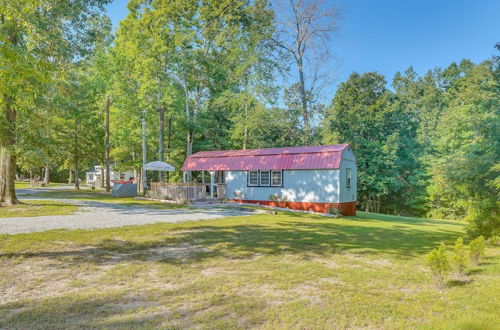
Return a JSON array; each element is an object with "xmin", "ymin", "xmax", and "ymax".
[{"xmin": 0, "ymin": 189, "xmax": 256, "ymax": 234}]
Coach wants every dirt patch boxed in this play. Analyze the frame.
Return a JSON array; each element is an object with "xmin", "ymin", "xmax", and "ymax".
[
  {"xmin": 237, "ymin": 284, "xmax": 293, "ymax": 306},
  {"xmin": 292, "ymin": 283, "xmax": 324, "ymax": 304},
  {"xmin": 146, "ymin": 243, "xmax": 209, "ymax": 261},
  {"xmin": 200, "ymin": 267, "xmax": 238, "ymax": 277}
]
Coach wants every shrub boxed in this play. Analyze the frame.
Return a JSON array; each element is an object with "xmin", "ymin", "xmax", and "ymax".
[
  {"xmin": 451, "ymin": 237, "xmax": 468, "ymax": 275},
  {"xmin": 426, "ymin": 243, "xmax": 450, "ymax": 287},
  {"xmin": 465, "ymin": 201, "xmax": 500, "ymax": 239},
  {"xmin": 469, "ymin": 235, "xmax": 486, "ymax": 266},
  {"xmin": 328, "ymin": 207, "xmax": 342, "ymax": 217},
  {"xmin": 268, "ymin": 194, "xmax": 278, "ymax": 202}
]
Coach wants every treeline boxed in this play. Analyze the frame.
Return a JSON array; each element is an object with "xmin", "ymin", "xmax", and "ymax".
[
  {"xmin": 322, "ymin": 60, "xmax": 499, "ymax": 237},
  {"xmin": 1, "ymin": 1, "xmax": 498, "ymax": 236}
]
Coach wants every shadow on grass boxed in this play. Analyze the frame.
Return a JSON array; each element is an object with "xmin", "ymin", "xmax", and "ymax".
[
  {"xmin": 446, "ymin": 277, "xmax": 472, "ymax": 287},
  {"xmin": 0, "ymin": 213, "xmax": 464, "ymax": 265},
  {"xmin": 0, "ymin": 285, "xmax": 264, "ymax": 329}
]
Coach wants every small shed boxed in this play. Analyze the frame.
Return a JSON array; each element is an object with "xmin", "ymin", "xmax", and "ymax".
[{"xmin": 181, "ymin": 144, "xmax": 357, "ymax": 215}]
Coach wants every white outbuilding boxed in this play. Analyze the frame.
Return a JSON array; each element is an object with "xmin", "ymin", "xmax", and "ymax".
[{"xmin": 181, "ymin": 144, "xmax": 357, "ymax": 215}]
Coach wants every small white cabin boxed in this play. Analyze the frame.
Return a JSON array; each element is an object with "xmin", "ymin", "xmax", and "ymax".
[
  {"xmin": 85, "ymin": 165, "xmax": 134, "ymax": 187},
  {"xmin": 182, "ymin": 144, "xmax": 357, "ymax": 215}
]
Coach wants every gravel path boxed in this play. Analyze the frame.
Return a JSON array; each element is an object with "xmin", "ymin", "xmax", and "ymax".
[{"xmin": 0, "ymin": 189, "xmax": 256, "ymax": 234}]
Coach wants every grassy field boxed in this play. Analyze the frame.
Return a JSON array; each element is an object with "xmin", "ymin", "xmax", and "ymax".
[
  {"xmin": 0, "ymin": 200, "xmax": 78, "ymax": 218},
  {"xmin": 18, "ymin": 189, "xmax": 186, "ymax": 210},
  {"xmin": 15, "ymin": 181, "xmax": 64, "ymax": 189},
  {"xmin": 0, "ymin": 211, "xmax": 498, "ymax": 329}
]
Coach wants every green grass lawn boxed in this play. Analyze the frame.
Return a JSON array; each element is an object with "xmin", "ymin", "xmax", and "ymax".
[
  {"xmin": 0, "ymin": 212, "xmax": 498, "ymax": 329},
  {"xmin": 0, "ymin": 200, "xmax": 78, "ymax": 218},
  {"xmin": 19, "ymin": 189, "xmax": 186, "ymax": 210},
  {"xmin": 15, "ymin": 181, "xmax": 64, "ymax": 189}
]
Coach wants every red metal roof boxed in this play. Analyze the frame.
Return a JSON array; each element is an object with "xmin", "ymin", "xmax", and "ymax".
[{"xmin": 181, "ymin": 144, "xmax": 350, "ymax": 171}]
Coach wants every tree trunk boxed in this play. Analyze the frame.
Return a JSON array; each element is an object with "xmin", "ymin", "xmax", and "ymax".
[
  {"xmin": 0, "ymin": 148, "xmax": 4, "ymax": 203},
  {"xmin": 243, "ymin": 99, "xmax": 248, "ymax": 149},
  {"xmin": 134, "ymin": 168, "xmax": 140, "ymax": 193},
  {"xmin": 184, "ymin": 70, "xmax": 192, "ymax": 182},
  {"xmin": 0, "ymin": 148, "xmax": 17, "ymax": 205},
  {"xmin": 43, "ymin": 165, "xmax": 50, "ymax": 185},
  {"xmin": 100, "ymin": 164, "xmax": 105, "ymax": 188},
  {"xmin": 68, "ymin": 169, "xmax": 73, "ymax": 184},
  {"xmin": 0, "ymin": 27, "xmax": 19, "ymax": 206},
  {"xmin": 297, "ymin": 58, "xmax": 310, "ymax": 145},
  {"xmin": 0, "ymin": 95, "xmax": 19, "ymax": 205},
  {"xmin": 105, "ymin": 95, "xmax": 111, "ymax": 192},
  {"xmin": 158, "ymin": 107, "xmax": 165, "ymax": 182},
  {"xmin": 166, "ymin": 115, "xmax": 172, "ymax": 182},
  {"xmin": 74, "ymin": 154, "xmax": 79, "ymax": 190}
]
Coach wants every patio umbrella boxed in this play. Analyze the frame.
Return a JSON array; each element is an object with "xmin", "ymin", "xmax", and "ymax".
[{"xmin": 144, "ymin": 161, "xmax": 175, "ymax": 172}]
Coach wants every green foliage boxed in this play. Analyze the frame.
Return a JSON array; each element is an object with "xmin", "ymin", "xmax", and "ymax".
[
  {"xmin": 469, "ymin": 236, "xmax": 486, "ymax": 265},
  {"xmin": 451, "ymin": 237, "xmax": 468, "ymax": 275},
  {"xmin": 322, "ymin": 72, "xmax": 400, "ymax": 213},
  {"xmin": 426, "ymin": 243, "xmax": 450, "ymax": 286}
]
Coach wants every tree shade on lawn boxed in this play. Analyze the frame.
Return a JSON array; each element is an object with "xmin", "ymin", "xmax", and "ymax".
[{"xmin": 0, "ymin": 211, "xmax": 498, "ymax": 328}]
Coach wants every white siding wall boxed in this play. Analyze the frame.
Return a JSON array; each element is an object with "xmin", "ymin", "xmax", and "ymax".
[
  {"xmin": 339, "ymin": 147, "xmax": 357, "ymax": 202},
  {"xmin": 225, "ymin": 169, "xmax": 341, "ymax": 203}
]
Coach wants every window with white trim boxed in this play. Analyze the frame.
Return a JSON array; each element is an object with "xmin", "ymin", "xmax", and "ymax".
[
  {"xmin": 346, "ymin": 168, "xmax": 352, "ymax": 188},
  {"xmin": 260, "ymin": 170, "xmax": 270, "ymax": 186},
  {"xmin": 271, "ymin": 170, "xmax": 282, "ymax": 186},
  {"xmin": 248, "ymin": 170, "xmax": 259, "ymax": 186}
]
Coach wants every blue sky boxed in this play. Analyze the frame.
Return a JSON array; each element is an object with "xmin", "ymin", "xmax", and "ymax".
[{"xmin": 105, "ymin": 0, "xmax": 500, "ymax": 92}]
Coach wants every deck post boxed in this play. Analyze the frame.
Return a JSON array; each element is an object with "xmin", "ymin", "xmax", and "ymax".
[
  {"xmin": 182, "ymin": 171, "xmax": 187, "ymax": 183},
  {"xmin": 209, "ymin": 171, "xmax": 215, "ymax": 198},
  {"xmin": 201, "ymin": 171, "xmax": 205, "ymax": 184}
]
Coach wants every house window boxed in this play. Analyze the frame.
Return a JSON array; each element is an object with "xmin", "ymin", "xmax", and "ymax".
[
  {"xmin": 248, "ymin": 170, "xmax": 259, "ymax": 186},
  {"xmin": 260, "ymin": 170, "xmax": 270, "ymax": 186},
  {"xmin": 119, "ymin": 173, "xmax": 125, "ymax": 180},
  {"xmin": 271, "ymin": 170, "xmax": 282, "ymax": 186},
  {"xmin": 248, "ymin": 170, "xmax": 284, "ymax": 187},
  {"xmin": 346, "ymin": 168, "xmax": 352, "ymax": 188}
]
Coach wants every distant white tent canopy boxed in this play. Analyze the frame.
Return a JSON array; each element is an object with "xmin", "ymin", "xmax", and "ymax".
[{"xmin": 144, "ymin": 161, "xmax": 175, "ymax": 172}]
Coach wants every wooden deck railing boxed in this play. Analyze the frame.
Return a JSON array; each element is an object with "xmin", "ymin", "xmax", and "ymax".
[{"xmin": 148, "ymin": 183, "xmax": 226, "ymax": 202}]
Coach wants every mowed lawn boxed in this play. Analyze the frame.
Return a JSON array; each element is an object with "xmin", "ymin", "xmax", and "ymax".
[
  {"xmin": 11, "ymin": 188, "xmax": 186, "ymax": 214},
  {"xmin": 0, "ymin": 211, "xmax": 498, "ymax": 329}
]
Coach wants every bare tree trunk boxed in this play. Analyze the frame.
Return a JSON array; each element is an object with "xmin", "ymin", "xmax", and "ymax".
[
  {"xmin": 68, "ymin": 169, "xmax": 73, "ymax": 184},
  {"xmin": 100, "ymin": 164, "xmax": 105, "ymax": 188},
  {"xmin": 0, "ymin": 148, "xmax": 4, "ymax": 203},
  {"xmin": 105, "ymin": 95, "xmax": 111, "ymax": 192},
  {"xmin": 166, "ymin": 115, "xmax": 172, "ymax": 182},
  {"xmin": 74, "ymin": 153, "xmax": 80, "ymax": 190},
  {"xmin": 158, "ymin": 107, "xmax": 165, "ymax": 183},
  {"xmin": 243, "ymin": 99, "xmax": 248, "ymax": 149},
  {"xmin": 134, "ymin": 168, "xmax": 140, "ymax": 193},
  {"xmin": 184, "ymin": 70, "xmax": 192, "ymax": 182},
  {"xmin": 297, "ymin": 59, "xmax": 310, "ymax": 145},
  {"xmin": 43, "ymin": 165, "xmax": 50, "ymax": 185}
]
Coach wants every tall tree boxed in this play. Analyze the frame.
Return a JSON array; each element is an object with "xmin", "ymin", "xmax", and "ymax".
[
  {"xmin": 428, "ymin": 60, "xmax": 499, "ymax": 236},
  {"xmin": 322, "ymin": 72, "xmax": 399, "ymax": 213},
  {"xmin": 272, "ymin": 0, "xmax": 340, "ymax": 145},
  {"xmin": 0, "ymin": 0, "xmax": 110, "ymax": 205}
]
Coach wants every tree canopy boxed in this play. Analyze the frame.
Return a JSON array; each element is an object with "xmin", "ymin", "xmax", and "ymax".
[{"xmin": 1, "ymin": 0, "xmax": 498, "ymax": 237}]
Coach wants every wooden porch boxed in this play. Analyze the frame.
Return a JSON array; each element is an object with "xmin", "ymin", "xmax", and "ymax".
[{"xmin": 148, "ymin": 182, "xmax": 227, "ymax": 203}]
